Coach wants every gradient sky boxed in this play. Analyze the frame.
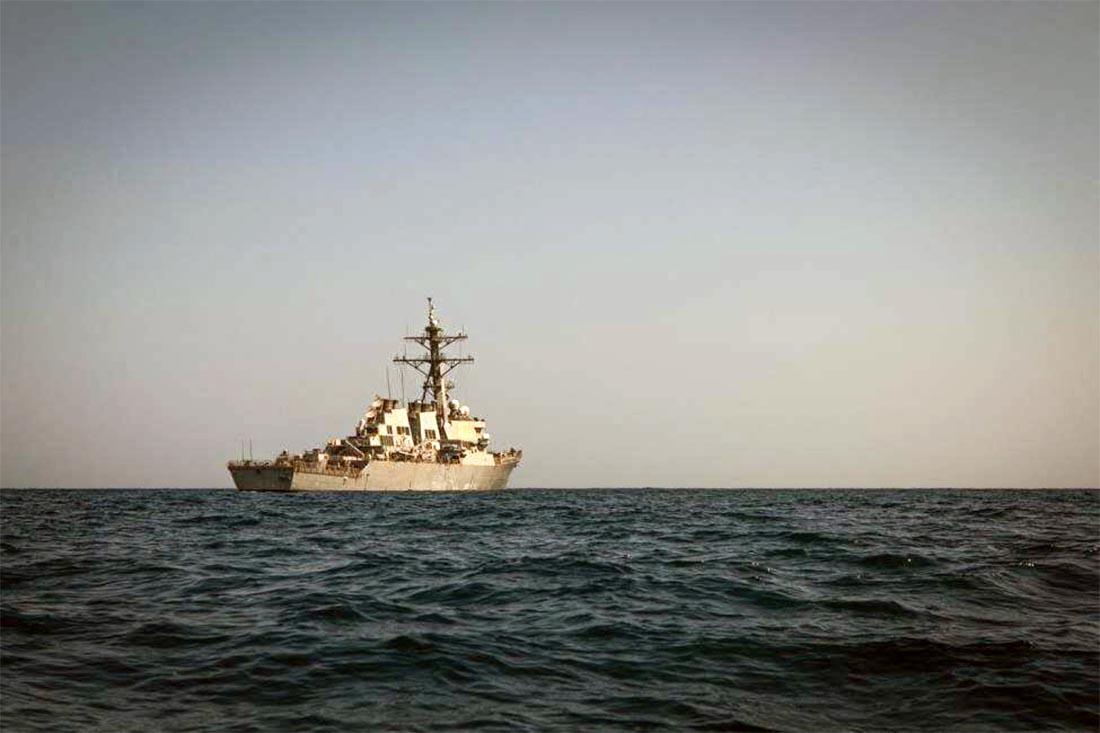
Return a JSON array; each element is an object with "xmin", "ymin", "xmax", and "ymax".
[{"xmin": 2, "ymin": 2, "xmax": 1097, "ymax": 488}]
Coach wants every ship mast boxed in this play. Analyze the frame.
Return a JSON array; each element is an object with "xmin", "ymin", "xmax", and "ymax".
[{"xmin": 393, "ymin": 298, "xmax": 474, "ymax": 417}]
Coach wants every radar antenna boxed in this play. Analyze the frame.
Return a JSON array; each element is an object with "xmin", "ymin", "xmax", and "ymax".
[{"xmin": 393, "ymin": 298, "xmax": 473, "ymax": 417}]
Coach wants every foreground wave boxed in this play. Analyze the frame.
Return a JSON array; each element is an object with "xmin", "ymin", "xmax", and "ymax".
[{"xmin": 2, "ymin": 489, "xmax": 1097, "ymax": 731}]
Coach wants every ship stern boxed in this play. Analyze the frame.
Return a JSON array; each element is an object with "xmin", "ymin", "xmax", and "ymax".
[{"xmin": 228, "ymin": 462, "xmax": 295, "ymax": 492}]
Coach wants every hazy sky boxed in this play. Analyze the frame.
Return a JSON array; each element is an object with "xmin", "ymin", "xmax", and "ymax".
[{"xmin": 2, "ymin": 2, "xmax": 1097, "ymax": 488}]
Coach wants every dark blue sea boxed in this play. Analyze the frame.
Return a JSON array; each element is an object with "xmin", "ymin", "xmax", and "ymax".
[{"xmin": 1, "ymin": 489, "xmax": 1097, "ymax": 732}]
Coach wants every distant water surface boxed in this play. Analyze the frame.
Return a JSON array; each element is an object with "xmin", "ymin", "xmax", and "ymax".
[{"xmin": 2, "ymin": 489, "xmax": 1097, "ymax": 732}]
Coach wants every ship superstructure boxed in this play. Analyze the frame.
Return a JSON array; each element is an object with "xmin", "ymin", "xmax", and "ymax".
[{"xmin": 228, "ymin": 300, "xmax": 521, "ymax": 491}]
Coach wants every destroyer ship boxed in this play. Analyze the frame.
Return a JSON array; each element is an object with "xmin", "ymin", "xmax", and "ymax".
[{"xmin": 228, "ymin": 300, "xmax": 521, "ymax": 491}]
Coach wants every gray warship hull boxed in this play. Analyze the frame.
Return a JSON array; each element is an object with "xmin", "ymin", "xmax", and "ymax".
[
  {"xmin": 228, "ymin": 300, "xmax": 522, "ymax": 493},
  {"xmin": 230, "ymin": 461, "xmax": 515, "ymax": 492}
]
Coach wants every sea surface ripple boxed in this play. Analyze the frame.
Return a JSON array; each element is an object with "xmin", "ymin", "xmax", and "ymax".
[{"xmin": 2, "ymin": 489, "xmax": 1098, "ymax": 732}]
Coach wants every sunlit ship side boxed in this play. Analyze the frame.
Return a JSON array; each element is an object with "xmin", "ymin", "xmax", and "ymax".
[{"xmin": 227, "ymin": 300, "xmax": 521, "ymax": 492}]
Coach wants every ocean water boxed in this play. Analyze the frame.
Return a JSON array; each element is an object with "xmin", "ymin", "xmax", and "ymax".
[{"xmin": 1, "ymin": 489, "xmax": 1097, "ymax": 732}]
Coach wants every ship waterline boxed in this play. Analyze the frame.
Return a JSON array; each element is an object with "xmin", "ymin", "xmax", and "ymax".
[
  {"xmin": 228, "ymin": 461, "xmax": 516, "ymax": 492},
  {"xmin": 228, "ymin": 299, "xmax": 521, "ymax": 493}
]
